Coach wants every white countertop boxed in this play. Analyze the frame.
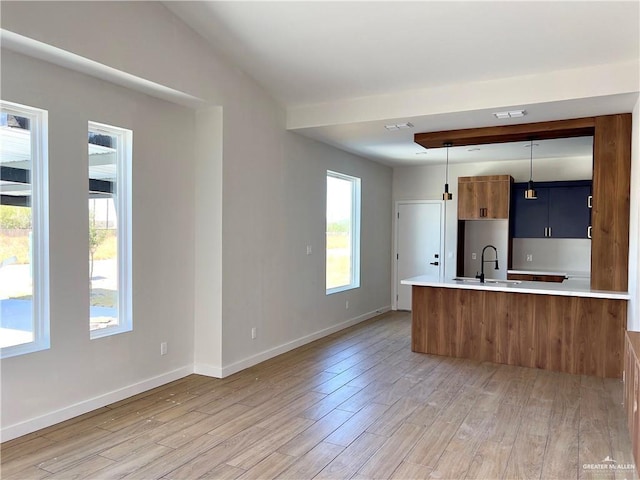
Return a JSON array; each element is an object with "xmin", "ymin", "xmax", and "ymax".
[{"xmin": 401, "ymin": 275, "xmax": 630, "ymax": 300}]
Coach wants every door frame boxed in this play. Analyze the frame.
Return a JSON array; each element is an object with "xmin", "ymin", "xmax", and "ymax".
[{"xmin": 393, "ymin": 200, "xmax": 445, "ymax": 310}]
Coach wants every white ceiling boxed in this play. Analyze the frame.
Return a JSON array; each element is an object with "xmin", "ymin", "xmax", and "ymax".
[{"xmin": 165, "ymin": 1, "xmax": 640, "ymax": 166}]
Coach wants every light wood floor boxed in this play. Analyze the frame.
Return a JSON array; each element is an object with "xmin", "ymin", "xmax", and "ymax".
[{"xmin": 2, "ymin": 311, "xmax": 638, "ymax": 480}]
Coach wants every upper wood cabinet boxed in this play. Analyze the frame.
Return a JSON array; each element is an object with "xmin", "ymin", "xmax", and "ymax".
[{"xmin": 458, "ymin": 175, "xmax": 512, "ymax": 220}]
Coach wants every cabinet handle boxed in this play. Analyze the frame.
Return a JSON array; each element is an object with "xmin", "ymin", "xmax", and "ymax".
[
  {"xmin": 588, "ymin": 226, "xmax": 592, "ymax": 239},
  {"xmin": 548, "ymin": 227, "xmax": 552, "ymax": 237},
  {"xmin": 588, "ymin": 195, "xmax": 593, "ymax": 208}
]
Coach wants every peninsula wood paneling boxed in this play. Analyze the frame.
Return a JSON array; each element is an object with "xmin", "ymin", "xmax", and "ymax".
[
  {"xmin": 591, "ymin": 114, "xmax": 632, "ymax": 292},
  {"xmin": 411, "ymin": 286, "xmax": 627, "ymax": 377},
  {"xmin": 624, "ymin": 331, "xmax": 640, "ymax": 468}
]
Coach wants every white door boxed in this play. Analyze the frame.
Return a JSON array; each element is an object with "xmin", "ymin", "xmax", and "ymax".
[{"xmin": 396, "ymin": 202, "xmax": 442, "ymax": 310}]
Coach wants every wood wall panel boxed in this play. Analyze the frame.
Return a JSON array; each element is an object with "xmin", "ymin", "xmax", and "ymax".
[
  {"xmin": 591, "ymin": 114, "xmax": 632, "ymax": 291},
  {"xmin": 624, "ymin": 332, "xmax": 640, "ymax": 469},
  {"xmin": 411, "ymin": 286, "xmax": 627, "ymax": 377}
]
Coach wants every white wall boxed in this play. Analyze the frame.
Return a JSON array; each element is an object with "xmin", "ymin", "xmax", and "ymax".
[
  {"xmin": 512, "ymin": 239, "xmax": 591, "ymax": 274},
  {"xmin": 393, "ymin": 156, "xmax": 592, "ymax": 282},
  {"xmin": 1, "ymin": 2, "xmax": 393, "ymax": 438},
  {"xmin": 219, "ymin": 124, "xmax": 392, "ymax": 373},
  {"xmin": 1, "ymin": 50, "xmax": 196, "ymax": 437}
]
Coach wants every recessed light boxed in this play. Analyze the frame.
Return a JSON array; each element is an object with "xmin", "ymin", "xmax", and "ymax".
[
  {"xmin": 493, "ymin": 110, "xmax": 527, "ymax": 119},
  {"xmin": 468, "ymin": 148, "xmax": 481, "ymax": 152},
  {"xmin": 415, "ymin": 151, "xmax": 429, "ymax": 155},
  {"xmin": 384, "ymin": 124, "xmax": 399, "ymax": 131}
]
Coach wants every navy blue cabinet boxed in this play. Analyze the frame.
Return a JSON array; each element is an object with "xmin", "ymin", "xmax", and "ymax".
[
  {"xmin": 511, "ymin": 181, "xmax": 591, "ymax": 239},
  {"xmin": 512, "ymin": 186, "xmax": 549, "ymax": 238}
]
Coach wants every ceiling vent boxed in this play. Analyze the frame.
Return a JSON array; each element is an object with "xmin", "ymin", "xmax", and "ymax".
[
  {"xmin": 493, "ymin": 110, "xmax": 527, "ymax": 119},
  {"xmin": 385, "ymin": 122, "xmax": 414, "ymax": 131}
]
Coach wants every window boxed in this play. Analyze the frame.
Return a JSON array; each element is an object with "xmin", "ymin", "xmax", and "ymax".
[
  {"xmin": 88, "ymin": 122, "xmax": 132, "ymax": 338},
  {"xmin": 326, "ymin": 170, "xmax": 361, "ymax": 294},
  {"xmin": 0, "ymin": 101, "xmax": 49, "ymax": 358}
]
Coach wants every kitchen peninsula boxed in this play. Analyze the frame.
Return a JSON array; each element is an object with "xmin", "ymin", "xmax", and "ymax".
[
  {"xmin": 402, "ymin": 276, "xmax": 629, "ymax": 378},
  {"xmin": 407, "ymin": 114, "xmax": 632, "ymax": 379}
]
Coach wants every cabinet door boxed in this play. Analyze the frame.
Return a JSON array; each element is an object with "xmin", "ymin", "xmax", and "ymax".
[
  {"xmin": 458, "ymin": 181, "xmax": 481, "ymax": 220},
  {"xmin": 484, "ymin": 180, "xmax": 510, "ymax": 219},
  {"xmin": 548, "ymin": 186, "xmax": 591, "ymax": 238},
  {"xmin": 512, "ymin": 186, "xmax": 549, "ymax": 238}
]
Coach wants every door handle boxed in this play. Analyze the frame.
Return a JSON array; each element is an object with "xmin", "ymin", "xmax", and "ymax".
[{"xmin": 430, "ymin": 261, "xmax": 439, "ymax": 266}]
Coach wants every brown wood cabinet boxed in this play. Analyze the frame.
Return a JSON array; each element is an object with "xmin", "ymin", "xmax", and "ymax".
[
  {"xmin": 458, "ymin": 175, "xmax": 511, "ymax": 220},
  {"xmin": 412, "ymin": 286, "xmax": 627, "ymax": 377},
  {"xmin": 624, "ymin": 331, "xmax": 640, "ymax": 467},
  {"xmin": 507, "ymin": 273, "xmax": 566, "ymax": 283}
]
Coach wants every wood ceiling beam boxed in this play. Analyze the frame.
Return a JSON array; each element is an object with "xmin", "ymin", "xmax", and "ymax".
[{"xmin": 414, "ymin": 117, "xmax": 596, "ymax": 149}]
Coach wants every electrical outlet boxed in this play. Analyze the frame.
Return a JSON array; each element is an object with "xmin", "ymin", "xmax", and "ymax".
[
  {"xmin": 251, "ymin": 327, "xmax": 256, "ymax": 339},
  {"xmin": 526, "ymin": 254, "xmax": 533, "ymax": 262},
  {"xmin": 160, "ymin": 342, "xmax": 168, "ymax": 356},
  {"xmin": 471, "ymin": 253, "xmax": 477, "ymax": 260},
  {"xmin": 306, "ymin": 245, "xmax": 312, "ymax": 255}
]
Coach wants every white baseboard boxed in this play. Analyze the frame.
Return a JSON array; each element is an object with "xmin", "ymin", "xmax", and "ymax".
[
  {"xmin": 1, "ymin": 365, "xmax": 193, "ymax": 442},
  {"xmin": 2, "ymin": 307, "xmax": 392, "ymax": 441},
  {"xmin": 193, "ymin": 363, "xmax": 223, "ymax": 378},
  {"xmin": 218, "ymin": 306, "xmax": 391, "ymax": 378}
]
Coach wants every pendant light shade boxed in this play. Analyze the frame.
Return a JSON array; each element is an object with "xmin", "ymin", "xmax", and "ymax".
[
  {"xmin": 525, "ymin": 140, "xmax": 537, "ymax": 200},
  {"xmin": 443, "ymin": 142, "xmax": 453, "ymax": 201}
]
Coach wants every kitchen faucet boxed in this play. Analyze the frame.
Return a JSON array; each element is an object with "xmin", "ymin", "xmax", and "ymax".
[{"xmin": 476, "ymin": 244, "xmax": 499, "ymax": 283}]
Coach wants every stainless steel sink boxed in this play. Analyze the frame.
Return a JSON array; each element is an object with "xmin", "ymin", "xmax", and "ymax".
[{"xmin": 453, "ymin": 277, "xmax": 521, "ymax": 285}]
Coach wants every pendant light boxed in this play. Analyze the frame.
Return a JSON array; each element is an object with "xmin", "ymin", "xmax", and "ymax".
[
  {"xmin": 442, "ymin": 142, "xmax": 453, "ymax": 201},
  {"xmin": 525, "ymin": 140, "xmax": 537, "ymax": 200}
]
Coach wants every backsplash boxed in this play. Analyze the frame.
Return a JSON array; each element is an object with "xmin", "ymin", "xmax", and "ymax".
[
  {"xmin": 463, "ymin": 220, "xmax": 509, "ymax": 280},
  {"xmin": 512, "ymin": 238, "xmax": 591, "ymax": 274}
]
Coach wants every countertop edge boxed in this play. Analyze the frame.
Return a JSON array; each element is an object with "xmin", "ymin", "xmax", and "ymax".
[{"xmin": 401, "ymin": 278, "xmax": 630, "ymax": 300}]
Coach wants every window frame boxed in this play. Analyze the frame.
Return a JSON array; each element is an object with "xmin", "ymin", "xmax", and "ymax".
[
  {"xmin": 326, "ymin": 170, "xmax": 361, "ymax": 295},
  {"xmin": 88, "ymin": 121, "xmax": 133, "ymax": 339},
  {"xmin": 0, "ymin": 100, "xmax": 50, "ymax": 359}
]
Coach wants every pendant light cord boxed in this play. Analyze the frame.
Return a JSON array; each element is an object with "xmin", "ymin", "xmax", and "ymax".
[
  {"xmin": 529, "ymin": 141, "xmax": 533, "ymax": 181},
  {"xmin": 446, "ymin": 145, "xmax": 450, "ymax": 183}
]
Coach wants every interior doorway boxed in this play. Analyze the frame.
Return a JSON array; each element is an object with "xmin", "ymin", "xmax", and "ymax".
[{"xmin": 395, "ymin": 201, "xmax": 443, "ymax": 310}]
